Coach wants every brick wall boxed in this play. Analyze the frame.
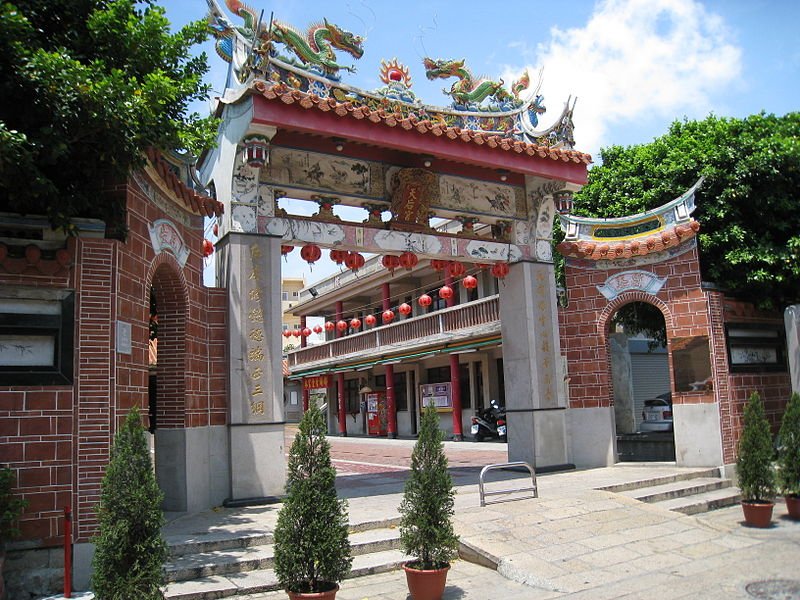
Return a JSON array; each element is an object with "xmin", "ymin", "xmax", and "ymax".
[{"xmin": 1, "ymin": 169, "xmax": 228, "ymax": 549}]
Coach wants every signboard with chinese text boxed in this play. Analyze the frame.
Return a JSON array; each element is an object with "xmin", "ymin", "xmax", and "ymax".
[
  {"xmin": 304, "ymin": 374, "xmax": 331, "ymax": 390},
  {"xmin": 419, "ymin": 382, "xmax": 452, "ymax": 412}
]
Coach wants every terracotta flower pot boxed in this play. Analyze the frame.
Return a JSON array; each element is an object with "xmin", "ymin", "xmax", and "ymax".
[
  {"xmin": 786, "ymin": 495, "xmax": 800, "ymax": 520},
  {"xmin": 403, "ymin": 562, "xmax": 450, "ymax": 600},
  {"xmin": 741, "ymin": 500, "xmax": 774, "ymax": 528},
  {"xmin": 287, "ymin": 583, "xmax": 339, "ymax": 600}
]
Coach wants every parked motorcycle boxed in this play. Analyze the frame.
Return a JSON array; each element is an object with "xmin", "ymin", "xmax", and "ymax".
[{"xmin": 470, "ymin": 399, "xmax": 507, "ymax": 442}]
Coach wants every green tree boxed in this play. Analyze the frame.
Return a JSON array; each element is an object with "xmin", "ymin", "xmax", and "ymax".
[
  {"xmin": 573, "ymin": 113, "xmax": 800, "ymax": 312},
  {"xmin": 399, "ymin": 403, "xmax": 459, "ymax": 570},
  {"xmin": 736, "ymin": 392, "xmax": 776, "ymax": 503},
  {"xmin": 273, "ymin": 405, "xmax": 352, "ymax": 594},
  {"xmin": 91, "ymin": 407, "xmax": 167, "ymax": 600},
  {"xmin": 0, "ymin": 466, "xmax": 27, "ymax": 544},
  {"xmin": 777, "ymin": 392, "xmax": 800, "ymax": 496},
  {"xmin": 0, "ymin": 0, "xmax": 217, "ymax": 234}
]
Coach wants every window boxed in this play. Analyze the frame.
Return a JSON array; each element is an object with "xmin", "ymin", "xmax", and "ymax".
[
  {"xmin": 671, "ymin": 336, "xmax": 713, "ymax": 391},
  {"xmin": 292, "ymin": 291, "xmax": 299, "ymax": 298},
  {"xmin": 344, "ymin": 378, "xmax": 360, "ymax": 413},
  {"xmin": 725, "ymin": 323, "xmax": 787, "ymax": 373},
  {"xmin": 281, "ymin": 292, "xmax": 289, "ymax": 301}
]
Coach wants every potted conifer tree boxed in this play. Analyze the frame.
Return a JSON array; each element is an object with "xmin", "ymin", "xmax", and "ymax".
[
  {"xmin": 399, "ymin": 403, "xmax": 459, "ymax": 600},
  {"xmin": 92, "ymin": 406, "xmax": 167, "ymax": 599},
  {"xmin": 777, "ymin": 392, "xmax": 800, "ymax": 519},
  {"xmin": 736, "ymin": 392, "xmax": 777, "ymax": 527},
  {"xmin": 273, "ymin": 405, "xmax": 352, "ymax": 599}
]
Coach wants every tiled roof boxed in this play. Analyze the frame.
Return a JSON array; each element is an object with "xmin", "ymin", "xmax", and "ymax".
[
  {"xmin": 556, "ymin": 221, "xmax": 700, "ymax": 261},
  {"xmin": 254, "ymin": 81, "xmax": 593, "ymax": 165},
  {"xmin": 145, "ymin": 148, "xmax": 224, "ymax": 218}
]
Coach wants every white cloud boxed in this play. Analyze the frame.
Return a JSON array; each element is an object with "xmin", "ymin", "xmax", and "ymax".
[{"xmin": 504, "ymin": 0, "xmax": 741, "ymax": 159}]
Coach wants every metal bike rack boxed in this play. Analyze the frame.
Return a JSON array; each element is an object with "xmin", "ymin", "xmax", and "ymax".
[{"xmin": 478, "ymin": 461, "xmax": 538, "ymax": 507}]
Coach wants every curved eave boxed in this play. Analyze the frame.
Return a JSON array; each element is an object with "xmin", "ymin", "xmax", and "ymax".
[
  {"xmin": 145, "ymin": 148, "xmax": 224, "ymax": 218},
  {"xmin": 249, "ymin": 82, "xmax": 591, "ymax": 184}
]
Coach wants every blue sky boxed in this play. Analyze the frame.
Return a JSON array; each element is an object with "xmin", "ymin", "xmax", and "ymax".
[{"xmin": 162, "ymin": 0, "xmax": 800, "ymax": 284}]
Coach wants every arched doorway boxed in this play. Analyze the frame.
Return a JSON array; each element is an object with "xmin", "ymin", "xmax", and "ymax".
[{"xmin": 608, "ymin": 301, "xmax": 674, "ymax": 461}]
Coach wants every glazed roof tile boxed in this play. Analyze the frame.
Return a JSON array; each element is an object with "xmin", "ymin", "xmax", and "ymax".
[
  {"xmin": 145, "ymin": 148, "xmax": 224, "ymax": 218},
  {"xmin": 556, "ymin": 221, "xmax": 700, "ymax": 261},
  {"xmin": 255, "ymin": 82, "xmax": 592, "ymax": 165}
]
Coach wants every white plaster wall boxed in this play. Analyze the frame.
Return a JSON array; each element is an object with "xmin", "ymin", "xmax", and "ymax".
[
  {"xmin": 568, "ymin": 407, "xmax": 617, "ymax": 468},
  {"xmin": 673, "ymin": 403, "xmax": 724, "ymax": 467}
]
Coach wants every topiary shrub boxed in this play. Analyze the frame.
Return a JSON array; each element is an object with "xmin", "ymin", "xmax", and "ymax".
[
  {"xmin": 736, "ymin": 392, "xmax": 776, "ymax": 503},
  {"xmin": 273, "ymin": 405, "xmax": 352, "ymax": 594},
  {"xmin": 777, "ymin": 392, "xmax": 800, "ymax": 497},
  {"xmin": 399, "ymin": 402, "xmax": 459, "ymax": 570},
  {"xmin": 0, "ymin": 466, "xmax": 27, "ymax": 546},
  {"xmin": 91, "ymin": 407, "xmax": 167, "ymax": 599}
]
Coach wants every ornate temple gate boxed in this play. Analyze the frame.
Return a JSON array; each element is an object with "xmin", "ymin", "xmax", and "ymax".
[{"xmin": 200, "ymin": 1, "xmax": 591, "ymax": 500}]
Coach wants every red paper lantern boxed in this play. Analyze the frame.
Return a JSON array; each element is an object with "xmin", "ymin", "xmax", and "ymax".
[
  {"xmin": 431, "ymin": 259, "xmax": 448, "ymax": 271},
  {"xmin": 382, "ymin": 309, "xmax": 395, "ymax": 324},
  {"xmin": 418, "ymin": 294, "xmax": 432, "ymax": 307},
  {"xmin": 382, "ymin": 254, "xmax": 400, "ymax": 274},
  {"xmin": 447, "ymin": 261, "xmax": 466, "ymax": 278},
  {"xmin": 398, "ymin": 302, "xmax": 412, "ymax": 316},
  {"xmin": 282, "ymin": 330, "xmax": 292, "ymax": 338},
  {"xmin": 399, "ymin": 251, "xmax": 419, "ymax": 270},
  {"xmin": 462, "ymin": 275, "xmax": 478, "ymax": 289},
  {"xmin": 302, "ymin": 327, "xmax": 312, "ymax": 337},
  {"xmin": 350, "ymin": 318, "xmax": 362, "ymax": 330},
  {"xmin": 365, "ymin": 314, "xmax": 377, "ymax": 327},
  {"xmin": 291, "ymin": 329, "xmax": 301, "ymax": 338},
  {"xmin": 345, "ymin": 252, "xmax": 365, "ymax": 272},
  {"xmin": 212, "ymin": 223, "xmax": 219, "ymax": 237},
  {"xmin": 330, "ymin": 249, "xmax": 348, "ymax": 264},
  {"xmin": 324, "ymin": 321, "xmax": 335, "ymax": 332},
  {"xmin": 202, "ymin": 239, "xmax": 214, "ymax": 257},
  {"xmin": 439, "ymin": 285, "xmax": 454, "ymax": 300},
  {"xmin": 336, "ymin": 320, "xmax": 348, "ymax": 332},
  {"xmin": 300, "ymin": 244, "xmax": 322, "ymax": 265},
  {"xmin": 312, "ymin": 324, "xmax": 323, "ymax": 334},
  {"xmin": 491, "ymin": 262, "xmax": 510, "ymax": 279},
  {"xmin": 280, "ymin": 245, "xmax": 294, "ymax": 256}
]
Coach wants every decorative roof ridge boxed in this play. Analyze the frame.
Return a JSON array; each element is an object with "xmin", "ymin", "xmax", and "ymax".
[
  {"xmin": 252, "ymin": 80, "xmax": 593, "ymax": 164},
  {"xmin": 144, "ymin": 148, "xmax": 224, "ymax": 218}
]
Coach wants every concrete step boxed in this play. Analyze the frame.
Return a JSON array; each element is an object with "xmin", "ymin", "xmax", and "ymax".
[
  {"xmin": 166, "ymin": 531, "xmax": 272, "ymax": 559},
  {"xmin": 164, "ymin": 527, "xmax": 401, "ymax": 583},
  {"xmin": 618, "ymin": 477, "xmax": 731, "ymax": 504},
  {"xmin": 653, "ymin": 486, "xmax": 743, "ymax": 515},
  {"xmin": 162, "ymin": 549, "xmax": 410, "ymax": 600},
  {"xmin": 596, "ymin": 468, "xmax": 721, "ymax": 494}
]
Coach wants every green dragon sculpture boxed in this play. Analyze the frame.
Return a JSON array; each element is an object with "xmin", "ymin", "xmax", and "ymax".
[
  {"xmin": 423, "ymin": 57, "xmax": 529, "ymax": 107},
  {"xmin": 206, "ymin": 0, "xmax": 364, "ymax": 79}
]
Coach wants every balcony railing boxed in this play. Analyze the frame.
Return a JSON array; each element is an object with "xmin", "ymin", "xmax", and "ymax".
[{"xmin": 287, "ymin": 295, "xmax": 500, "ymax": 368}]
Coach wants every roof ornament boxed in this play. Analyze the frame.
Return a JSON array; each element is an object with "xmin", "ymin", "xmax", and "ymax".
[
  {"xmin": 422, "ymin": 57, "xmax": 533, "ymax": 110},
  {"xmin": 373, "ymin": 59, "xmax": 419, "ymax": 104}
]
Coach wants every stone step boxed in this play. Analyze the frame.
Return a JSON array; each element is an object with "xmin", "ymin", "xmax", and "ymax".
[
  {"xmin": 167, "ymin": 531, "xmax": 272, "ymax": 559},
  {"xmin": 653, "ymin": 486, "xmax": 743, "ymax": 515},
  {"xmin": 596, "ymin": 467, "xmax": 721, "ymax": 494},
  {"xmin": 618, "ymin": 477, "xmax": 732, "ymax": 504},
  {"xmin": 164, "ymin": 527, "xmax": 401, "ymax": 583},
  {"xmin": 162, "ymin": 549, "xmax": 410, "ymax": 600}
]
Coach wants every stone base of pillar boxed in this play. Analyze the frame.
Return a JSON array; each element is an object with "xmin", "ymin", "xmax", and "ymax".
[
  {"xmin": 229, "ymin": 423, "xmax": 286, "ymax": 501},
  {"xmin": 508, "ymin": 409, "xmax": 569, "ymax": 468},
  {"xmin": 568, "ymin": 407, "xmax": 617, "ymax": 468}
]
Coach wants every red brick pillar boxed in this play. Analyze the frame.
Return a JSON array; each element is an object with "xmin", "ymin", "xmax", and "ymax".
[{"xmin": 450, "ymin": 354, "xmax": 463, "ymax": 440}]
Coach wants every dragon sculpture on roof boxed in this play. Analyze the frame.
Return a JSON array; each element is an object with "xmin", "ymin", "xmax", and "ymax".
[{"xmin": 423, "ymin": 57, "xmax": 525, "ymax": 107}]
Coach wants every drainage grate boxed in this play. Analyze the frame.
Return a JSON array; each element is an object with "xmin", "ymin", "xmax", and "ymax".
[{"xmin": 745, "ymin": 580, "xmax": 800, "ymax": 599}]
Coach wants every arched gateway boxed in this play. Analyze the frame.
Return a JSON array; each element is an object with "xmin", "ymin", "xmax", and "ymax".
[{"xmin": 200, "ymin": 1, "xmax": 589, "ymax": 500}]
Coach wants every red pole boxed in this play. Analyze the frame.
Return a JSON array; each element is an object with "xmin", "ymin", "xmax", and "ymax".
[
  {"xmin": 64, "ymin": 505, "xmax": 72, "ymax": 598},
  {"xmin": 450, "ymin": 354, "xmax": 463, "ymax": 441}
]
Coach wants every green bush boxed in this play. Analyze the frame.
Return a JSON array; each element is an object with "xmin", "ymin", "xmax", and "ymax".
[
  {"xmin": 399, "ymin": 403, "xmax": 459, "ymax": 570},
  {"xmin": 777, "ymin": 392, "xmax": 800, "ymax": 496},
  {"xmin": 0, "ymin": 466, "xmax": 28, "ymax": 544},
  {"xmin": 736, "ymin": 392, "xmax": 777, "ymax": 502},
  {"xmin": 273, "ymin": 405, "xmax": 352, "ymax": 593},
  {"xmin": 91, "ymin": 407, "xmax": 167, "ymax": 599}
]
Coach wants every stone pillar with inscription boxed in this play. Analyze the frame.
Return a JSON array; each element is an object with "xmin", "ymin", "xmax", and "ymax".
[{"xmin": 217, "ymin": 232, "xmax": 287, "ymax": 501}]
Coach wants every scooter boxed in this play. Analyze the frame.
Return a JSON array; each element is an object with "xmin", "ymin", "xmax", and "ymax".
[{"xmin": 470, "ymin": 400, "xmax": 507, "ymax": 442}]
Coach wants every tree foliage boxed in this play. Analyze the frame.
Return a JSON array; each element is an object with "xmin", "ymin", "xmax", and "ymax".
[
  {"xmin": 0, "ymin": 0, "xmax": 218, "ymax": 234},
  {"xmin": 399, "ymin": 403, "xmax": 459, "ymax": 570},
  {"xmin": 777, "ymin": 392, "xmax": 800, "ymax": 496},
  {"xmin": 736, "ymin": 392, "xmax": 776, "ymax": 503},
  {"xmin": 92, "ymin": 407, "xmax": 167, "ymax": 599},
  {"xmin": 273, "ymin": 405, "xmax": 352, "ymax": 593},
  {"xmin": 0, "ymin": 466, "xmax": 28, "ymax": 544},
  {"xmin": 575, "ymin": 113, "xmax": 800, "ymax": 311}
]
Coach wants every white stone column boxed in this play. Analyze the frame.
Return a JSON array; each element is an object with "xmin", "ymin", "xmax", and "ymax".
[
  {"xmin": 499, "ymin": 261, "xmax": 569, "ymax": 468},
  {"xmin": 786, "ymin": 305, "xmax": 800, "ymax": 394}
]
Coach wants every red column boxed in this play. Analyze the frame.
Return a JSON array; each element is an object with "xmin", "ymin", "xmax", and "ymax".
[
  {"xmin": 382, "ymin": 283, "xmax": 398, "ymax": 437},
  {"xmin": 445, "ymin": 272, "xmax": 456, "ymax": 308},
  {"xmin": 450, "ymin": 354, "xmax": 463, "ymax": 440},
  {"xmin": 337, "ymin": 373, "xmax": 347, "ymax": 436},
  {"xmin": 300, "ymin": 315, "xmax": 307, "ymax": 348},
  {"xmin": 302, "ymin": 388, "xmax": 309, "ymax": 413}
]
